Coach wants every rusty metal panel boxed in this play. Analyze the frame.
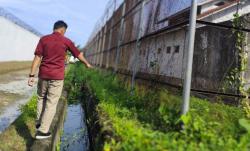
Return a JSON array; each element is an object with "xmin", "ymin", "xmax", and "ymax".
[
  {"xmin": 110, "ymin": 3, "xmax": 123, "ymax": 49},
  {"xmin": 149, "ymin": 29, "xmax": 186, "ymax": 78},
  {"xmin": 123, "ymin": 6, "xmax": 141, "ymax": 44},
  {"xmin": 192, "ymin": 24, "xmax": 237, "ymax": 92},
  {"xmin": 140, "ymin": 0, "xmax": 155, "ymax": 36},
  {"xmin": 104, "ymin": 25, "xmax": 112, "ymax": 50},
  {"xmin": 118, "ymin": 43, "xmax": 136, "ymax": 71},
  {"xmin": 100, "ymin": 26, "xmax": 107, "ymax": 67},
  {"xmin": 111, "ymin": 22, "xmax": 120, "ymax": 48},
  {"xmin": 92, "ymin": 35, "xmax": 97, "ymax": 64},
  {"xmin": 127, "ymin": 43, "xmax": 137, "ymax": 71},
  {"xmin": 124, "ymin": 0, "xmax": 140, "ymax": 13},
  {"xmin": 97, "ymin": 30, "xmax": 103, "ymax": 66},
  {"xmin": 102, "ymin": 51, "xmax": 108, "ymax": 67},
  {"xmin": 108, "ymin": 48, "xmax": 117, "ymax": 68},
  {"xmin": 113, "ymin": 3, "xmax": 123, "ymax": 24}
]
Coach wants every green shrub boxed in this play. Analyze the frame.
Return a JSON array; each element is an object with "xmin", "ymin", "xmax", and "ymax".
[
  {"xmin": 15, "ymin": 95, "xmax": 37, "ymax": 127},
  {"xmin": 66, "ymin": 63, "xmax": 250, "ymax": 151}
]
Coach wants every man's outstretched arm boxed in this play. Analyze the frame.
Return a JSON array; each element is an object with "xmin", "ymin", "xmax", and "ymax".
[
  {"xmin": 66, "ymin": 40, "xmax": 93, "ymax": 68},
  {"xmin": 28, "ymin": 55, "xmax": 42, "ymax": 87},
  {"xmin": 78, "ymin": 52, "xmax": 93, "ymax": 68}
]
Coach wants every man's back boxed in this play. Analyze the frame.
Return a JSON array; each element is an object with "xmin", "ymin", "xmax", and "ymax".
[
  {"xmin": 35, "ymin": 32, "xmax": 80, "ymax": 80},
  {"xmin": 28, "ymin": 20, "xmax": 92, "ymax": 140}
]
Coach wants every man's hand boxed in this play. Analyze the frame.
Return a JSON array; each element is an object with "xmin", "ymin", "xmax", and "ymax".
[
  {"xmin": 86, "ymin": 63, "xmax": 94, "ymax": 69},
  {"xmin": 78, "ymin": 52, "xmax": 94, "ymax": 69},
  {"xmin": 28, "ymin": 77, "xmax": 35, "ymax": 87},
  {"xmin": 28, "ymin": 55, "xmax": 41, "ymax": 87}
]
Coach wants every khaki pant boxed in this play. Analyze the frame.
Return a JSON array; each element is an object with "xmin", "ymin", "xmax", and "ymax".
[{"xmin": 36, "ymin": 78, "xmax": 64, "ymax": 133}]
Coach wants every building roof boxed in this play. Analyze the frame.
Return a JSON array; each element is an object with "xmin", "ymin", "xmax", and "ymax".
[
  {"xmin": 0, "ymin": 7, "xmax": 42, "ymax": 37},
  {"xmin": 165, "ymin": 0, "xmax": 250, "ymax": 26},
  {"xmin": 198, "ymin": 0, "xmax": 238, "ymax": 19}
]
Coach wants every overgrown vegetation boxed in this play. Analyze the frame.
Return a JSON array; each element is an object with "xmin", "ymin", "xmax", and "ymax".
[
  {"xmin": 222, "ymin": 11, "xmax": 250, "ymax": 119},
  {"xmin": 223, "ymin": 12, "xmax": 247, "ymax": 92},
  {"xmin": 65, "ymin": 63, "xmax": 250, "ymax": 151}
]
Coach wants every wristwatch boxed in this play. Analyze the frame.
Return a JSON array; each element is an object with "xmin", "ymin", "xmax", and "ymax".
[{"xmin": 29, "ymin": 74, "xmax": 35, "ymax": 78}]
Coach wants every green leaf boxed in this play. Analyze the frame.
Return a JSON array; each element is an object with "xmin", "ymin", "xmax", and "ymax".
[
  {"xmin": 181, "ymin": 114, "xmax": 191, "ymax": 125},
  {"xmin": 239, "ymin": 119, "xmax": 250, "ymax": 132}
]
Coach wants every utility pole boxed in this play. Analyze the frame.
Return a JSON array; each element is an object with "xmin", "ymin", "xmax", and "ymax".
[{"xmin": 181, "ymin": 0, "xmax": 198, "ymax": 115}]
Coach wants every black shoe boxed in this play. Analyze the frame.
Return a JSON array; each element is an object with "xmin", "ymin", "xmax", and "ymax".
[
  {"xmin": 36, "ymin": 124, "xmax": 41, "ymax": 130},
  {"xmin": 35, "ymin": 131, "xmax": 52, "ymax": 139}
]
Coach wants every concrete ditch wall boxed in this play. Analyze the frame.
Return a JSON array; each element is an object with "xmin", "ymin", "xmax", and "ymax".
[
  {"xmin": 80, "ymin": 85, "xmax": 115, "ymax": 151},
  {"xmin": 31, "ymin": 92, "xmax": 67, "ymax": 151}
]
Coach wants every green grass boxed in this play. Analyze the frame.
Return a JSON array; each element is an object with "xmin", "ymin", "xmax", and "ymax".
[
  {"xmin": 66, "ymin": 63, "xmax": 250, "ymax": 151},
  {"xmin": 0, "ymin": 95, "xmax": 37, "ymax": 151}
]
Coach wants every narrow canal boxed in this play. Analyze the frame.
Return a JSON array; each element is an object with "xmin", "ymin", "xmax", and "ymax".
[
  {"xmin": 0, "ymin": 68, "xmax": 90, "ymax": 151},
  {"xmin": 60, "ymin": 102, "xmax": 90, "ymax": 151}
]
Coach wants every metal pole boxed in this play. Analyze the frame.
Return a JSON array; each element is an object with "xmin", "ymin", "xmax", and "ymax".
[{"xmin": 181, "ymin": 0, "xmax": 197, "ymax": 115}]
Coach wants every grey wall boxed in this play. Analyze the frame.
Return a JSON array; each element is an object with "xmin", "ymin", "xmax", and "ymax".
[{"xmin": 0, "ymin": 16, "xmax": 40, "ymax": 61}]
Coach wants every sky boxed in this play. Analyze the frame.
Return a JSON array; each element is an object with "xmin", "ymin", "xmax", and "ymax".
[{"xmin": 0, "ymin": 0, "xmax": 110, "ymax": 47}]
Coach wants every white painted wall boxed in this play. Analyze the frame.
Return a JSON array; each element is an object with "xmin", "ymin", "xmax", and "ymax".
[{"xmin": 0, "ymin": 16, "xmax": 40, "ymax": 61}]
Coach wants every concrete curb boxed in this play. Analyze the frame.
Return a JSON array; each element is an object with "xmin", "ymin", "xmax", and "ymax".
[{"xmin": 30, "ymin": 91, "xmax": 67, "ymax": 151}]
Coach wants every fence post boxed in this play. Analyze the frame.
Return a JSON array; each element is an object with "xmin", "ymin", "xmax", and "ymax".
[
  {"xmin": 131, "ymin": 0, "xmax": 146, "ymax": 93},
  {"xmin": 181, "ymin": 0, "xmax": 198, "ymax": 115},
  {"xmin": 114, "ymin": 2, "xmax": 127, "ymax": 73}
]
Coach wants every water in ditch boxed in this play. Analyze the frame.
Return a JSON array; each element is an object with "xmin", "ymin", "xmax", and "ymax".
[{"xmin": 60, "ymin": 103, "xmax": 90, "ymax": 151}]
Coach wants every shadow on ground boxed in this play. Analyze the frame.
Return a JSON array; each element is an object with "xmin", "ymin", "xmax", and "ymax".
[{"xmin": 14, "ymin": 118, "xmax": 34, "ymax": 150}]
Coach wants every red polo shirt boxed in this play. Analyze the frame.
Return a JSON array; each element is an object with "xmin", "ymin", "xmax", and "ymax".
[{"xmin": 35, "ymin": 32, "xmax": 80, "ymax": 80}]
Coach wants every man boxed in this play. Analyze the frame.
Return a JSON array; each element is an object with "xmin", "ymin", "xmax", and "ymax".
[{"xmin": 28, "ymin": 20, "xmax": 92, "ymax": 139}]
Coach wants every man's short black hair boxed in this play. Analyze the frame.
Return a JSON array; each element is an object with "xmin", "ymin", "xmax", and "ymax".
[{"xmin": 53, "ymin": 20, "xmax": 68, "ymax": 30}]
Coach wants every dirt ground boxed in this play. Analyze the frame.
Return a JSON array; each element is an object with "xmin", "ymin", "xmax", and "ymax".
[
  {"xmin": 0, "ymin": 61, "xmax": 32, "ymax": 75},
  {"xmin": 0, "ymin": 69, "xmax": 31, "ymax": 112},
  {"xmin": 0, "ymin": 62, "xmax": 32, "ymax": 113}
]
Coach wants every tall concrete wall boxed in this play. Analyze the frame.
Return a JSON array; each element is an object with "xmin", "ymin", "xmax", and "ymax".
[
  {"xmin": 84, "ymin": 0, "xmax": 249, "ymax": 94},
  {"xmin": 0, "ymin": 16, "xmax": 40, "ymax": 61},
  {"xmin": 193, "ymin": 25, "xmax": 237, "ymax": 92}
]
